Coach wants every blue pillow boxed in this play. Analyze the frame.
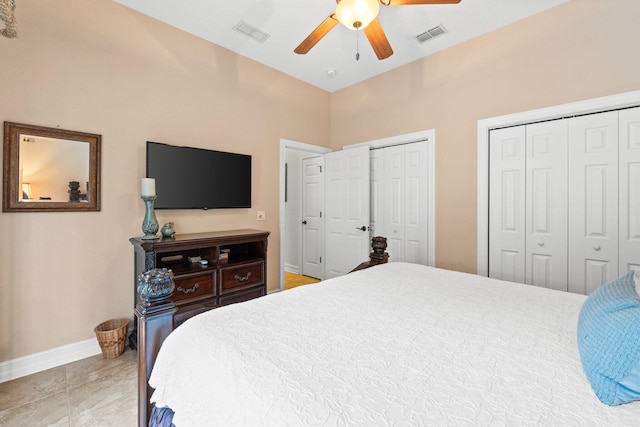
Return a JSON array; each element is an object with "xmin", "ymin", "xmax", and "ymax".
[{"xmin": 577, "ymin": 271, "xmax": 640, "ymax": 405}]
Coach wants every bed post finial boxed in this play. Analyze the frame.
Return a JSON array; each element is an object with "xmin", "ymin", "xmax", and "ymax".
[
  {"xmin": 370, "ymin": 236, "xmax": 389, "ymax": 264},
  {"xmin": 350, "ymin": 236, "xmax": 389, "ymax": 272}
]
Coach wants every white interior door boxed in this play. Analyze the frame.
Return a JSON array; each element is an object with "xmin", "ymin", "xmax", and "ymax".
[
  {"xmin": 301, "ymin": 156, "xmax": 324, "ymax": 279},
  {"xmin": 384, "ymin": 145, "xmax": 406, "ymax": 261},
  {"xmin": 375, "ymin": 143, "xmax": 429, "ymax": 264},
  {"xmin": 402, "ymin": 142, "xmax": 429, "ymax": 264},
  {"xmin": 369, "ymin": 150, "xmax": 383, "ymax": 238},
  {"xmin": 324, "ymin": 146, "xmax": 370, "ymax": 278},
  {"xmin": 568, "ymin": 111, "xmax": 619, "ymax": 295},
  {"xmin": 489, "ymin": 126, "xmax": 526, "ymax": 283},
  {"xmin": 525, "ymin": 120, "xmax": 568, "ymax": 290},
  {"xmin": 619, "ymin": 107, "xmax": 640, "ymax": 275}
]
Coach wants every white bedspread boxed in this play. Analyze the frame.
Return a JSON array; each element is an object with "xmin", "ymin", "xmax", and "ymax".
[{"xmin": 149, "ymin": 263, "xmax": 640, "ymax": 426}]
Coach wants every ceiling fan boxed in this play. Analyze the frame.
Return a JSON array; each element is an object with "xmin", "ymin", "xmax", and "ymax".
[{"xmin": 294, "ymin": 0, "xmax": 461, "ymax": 60}]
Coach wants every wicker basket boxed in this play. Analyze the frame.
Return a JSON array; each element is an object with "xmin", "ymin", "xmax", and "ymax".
[{"xmin": 94, "ymin": 318, "xmax": 129, "ymax": 358}]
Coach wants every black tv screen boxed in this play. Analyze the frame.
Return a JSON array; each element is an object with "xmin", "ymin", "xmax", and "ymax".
[{"xmin": 146, "ymin": 141, "xmax": 251, "ymax": 209}]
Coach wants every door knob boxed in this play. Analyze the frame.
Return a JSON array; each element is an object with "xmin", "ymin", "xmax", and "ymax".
[
  {"xmin": 302, "ymin": 220, "xmax": 307, "ymax": 225},
  {"xmin": 356, "ymin": 226, "xmax": 366, "ymax": 231},
  {"xmin": 594, "ymin": 244, "xmax": 601, "ymax": 251},
  {"xmin": 538, "ymin": 241, "xmax": 544, "ymax": 247}
]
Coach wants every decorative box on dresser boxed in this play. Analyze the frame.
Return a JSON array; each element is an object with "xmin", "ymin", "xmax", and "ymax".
[{"xmin": 130, "ymin": 229, "xmax": 270, "ymax": 427}]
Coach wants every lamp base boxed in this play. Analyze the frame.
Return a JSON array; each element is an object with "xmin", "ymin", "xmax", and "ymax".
[{"xmin": 141, "ymin": 195, "xmax": 159, "ymax": 240}]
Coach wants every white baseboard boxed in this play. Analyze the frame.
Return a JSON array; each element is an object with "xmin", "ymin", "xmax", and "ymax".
[
  {"xmin": 284, "ymin": 264, "xmax": 300, "ymax": 274},
  {"xmin": 0, "ymin": 338, "xmax": 102, "ymax": 383}
]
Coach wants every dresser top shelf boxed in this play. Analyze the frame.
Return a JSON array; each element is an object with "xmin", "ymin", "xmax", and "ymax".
[{"xmin": 129, "ymin": 229, "xmax": 270, "ymax": 252}]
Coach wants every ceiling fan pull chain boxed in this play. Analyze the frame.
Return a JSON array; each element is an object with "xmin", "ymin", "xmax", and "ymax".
[{"xmin": 356, "ymin": 30, "xmax": 360, "ymax": 61}]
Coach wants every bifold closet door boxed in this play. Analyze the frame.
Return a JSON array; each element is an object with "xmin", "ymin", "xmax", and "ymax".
[
  {"xmin": 619, "ymin": 107, "xmax": 640, "ymax": 275},
  {"xmin": 567, "ymin": 111, "xmax": 619, "ymax": 295},
  {"xmin": 489, "ymin": 126, "xmax": 526, "ymax": 283},
  {"xmin": 489, "ymin": 121, "xmax": 568, "ymax": 288},
  {"xmin": 524, "ymin": 120, "xmax": 568, "ymax": 291}
]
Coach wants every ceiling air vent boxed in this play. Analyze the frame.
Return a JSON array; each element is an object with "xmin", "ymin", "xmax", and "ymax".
[
  {"xmin": 233, "ymin": 21, "xmax": 270, "ymax": 43},
  {"xmin": 415, "ymin": 24, "xmax": 447, "ymax": 44}
]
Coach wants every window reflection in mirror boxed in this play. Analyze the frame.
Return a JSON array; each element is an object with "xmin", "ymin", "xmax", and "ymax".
[{"xmin": 19, "ymin": 135, "xmax": 90, "ymax": 202}]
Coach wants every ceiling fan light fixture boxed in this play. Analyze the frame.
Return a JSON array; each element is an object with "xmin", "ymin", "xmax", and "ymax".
[{"xmin": 335, "ymin": 0, "xmax": 379, "ymax": 31}]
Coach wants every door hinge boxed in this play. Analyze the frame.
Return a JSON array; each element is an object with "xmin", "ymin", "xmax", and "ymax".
[
  {"xmin": 320, "ymin": 257, "xmax": 322, "ymax": 263},
  {"xmin": 320, "ymin": 211, "xmax": 322, "ymax": 218},
  {"xmin": 319, "ymin": 165, "xmax": 322, "ymax": 173}
]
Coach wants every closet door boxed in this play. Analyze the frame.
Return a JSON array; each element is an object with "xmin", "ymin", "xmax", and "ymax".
[
  {"xmin": 525, "ymin": 120, "xmax": 568, "ymax": 290},
  {"xmin": 489, "ymin": 126, "xmax": 526, "ymax": 283},
  {"xmin": 568, "ymin": 111, "xmax": 619, "ymax": 295},
  {"xmin": 384, "ymin": 145, "xmax": 406, "ymax": 261},
  {"xmin": 403, "ymin": 142, "xmax": 429, "ymax": 264},
  {"xmin": 369, "ymin": 150, "xmax": 384, "ymax": 238},
  {"xmin": 619, "ymin": 107, "xmax": 640, "ymax": 275},
  {"xmin": 371, "ymin": 142, "xmax": 429, "ymax": 264}
]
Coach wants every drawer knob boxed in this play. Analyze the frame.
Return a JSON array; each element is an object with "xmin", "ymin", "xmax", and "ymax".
[
  {"xmin": 177, "ymin": 283, "xmax": 200, "ymax": 294},
  {"xmin": 234, "ymin": 272, "xmax": 252, "ymax": 282}
]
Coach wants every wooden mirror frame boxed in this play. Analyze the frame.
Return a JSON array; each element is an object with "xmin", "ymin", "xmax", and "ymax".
[{"xmin": 3, "ymin": 122, "xmax": 101, "ymax": 212}]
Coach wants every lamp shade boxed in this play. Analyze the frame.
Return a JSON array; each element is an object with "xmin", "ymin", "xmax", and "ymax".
[
  {"xmin": 22, "ymin": 183, "xmax": 32, "ymax": 199},
  {"xmin": 336, "ymin": 0, "xmax": 379, "ymax": 30}
]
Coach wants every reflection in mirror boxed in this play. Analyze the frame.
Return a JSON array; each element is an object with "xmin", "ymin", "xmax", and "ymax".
[
  {"xmin": 3, "ymin": 122, "xmax": 101, "ymax": 212},
  {"xmin": 19, "ymin": 135, "xmax": 90, "ymax": 202}
]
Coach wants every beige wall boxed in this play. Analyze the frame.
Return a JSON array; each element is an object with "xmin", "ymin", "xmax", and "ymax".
[
  {"xmin": 2, "ymin": 0, "xmax": 640, "ymax": 363},
  {"xmin": 329, "ymin": 0, "xmax": 640, "ymax": 274},
  {"xmin": 0, "ymin": 0, "xmax": 330, "ymax": 361}
]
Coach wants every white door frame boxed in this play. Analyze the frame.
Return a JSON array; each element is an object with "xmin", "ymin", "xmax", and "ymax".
[
  {"xmin": 345, "ymin": 129, "xmax": 437, "ymax": 267},
  {"xmin": 477, "ymin": 90, "xmax": 640, "ymax": 276},
  {"xmin": 279, "ymin": 139, "xmax": 331, "ymax": 291}
]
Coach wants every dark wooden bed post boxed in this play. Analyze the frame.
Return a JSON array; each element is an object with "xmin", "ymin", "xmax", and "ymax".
[
  {"xmin": 351, "ymin": 236, "xmax": 389, "ymax": 272},
  {"xmin": 135, "ymin": 269, "xmax": 177, "ymax": 427}
]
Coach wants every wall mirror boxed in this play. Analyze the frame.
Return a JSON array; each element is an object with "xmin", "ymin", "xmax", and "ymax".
[{"xmin": 3, "ymin": 122, "xmax": 101, "ymax": 212}]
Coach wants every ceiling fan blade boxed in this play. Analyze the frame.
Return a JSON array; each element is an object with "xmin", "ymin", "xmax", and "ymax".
[
  {"xmin": 294, "ymin": 14, "xmax": 339, "ymax": 55},
  {"xmin": 364, "ymin": 18, "xmax": 393, "ymax": 60},
  {"xmin": 381, "ymin": 0, "xmax": 461, "ymax": 5}
]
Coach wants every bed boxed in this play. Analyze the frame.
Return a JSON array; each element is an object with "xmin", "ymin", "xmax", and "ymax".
[{"xmin": 145, "ymin": 262, "xmax": 640, "ymax": 426}]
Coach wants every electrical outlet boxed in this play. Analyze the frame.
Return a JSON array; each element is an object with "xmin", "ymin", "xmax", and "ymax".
[{"xmin": 257, "ymin": 211, "xmax": 266, "ymax": 221}]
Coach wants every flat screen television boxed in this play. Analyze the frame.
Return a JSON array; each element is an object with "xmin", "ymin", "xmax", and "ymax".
[{"xmin": 146, "ymin": 141, "xmax": 251, "ymax": 210}]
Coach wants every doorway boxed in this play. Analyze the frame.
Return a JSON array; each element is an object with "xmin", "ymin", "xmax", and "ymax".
[
  {"xmin": 279, "ymin": 130, "xmax": 437, "ymax": 290},
  {"xmin": 279, "ymin": 139, "xmax": 330, "ymax": 290}
]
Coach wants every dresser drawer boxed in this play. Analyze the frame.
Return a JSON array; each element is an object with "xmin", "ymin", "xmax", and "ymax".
[
  {"xmin": 172, "ymin": 272, "xmax": 215, "ymax": 305},
  {"xmin": 219, "ymin": 286, "xmax": 265, "ymax": 307},
  {"xmin": 220, "ymin": 261, "xmax": 264, "ymax": 294},
  {"xmin": 173, "ymin": 302, "xmax": 217, "ymax": 328}
]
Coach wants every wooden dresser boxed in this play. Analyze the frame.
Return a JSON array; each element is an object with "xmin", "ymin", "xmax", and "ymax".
[{"xmin": 130, "ymin": 229, "xmax": 269, "ymax": 427}]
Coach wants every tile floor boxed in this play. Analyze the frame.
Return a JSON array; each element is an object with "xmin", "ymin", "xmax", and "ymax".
[
  {"xmin": 0, "ymin": 281, "xmax": 317, "ymax": 427},
  {"xmin": 0, "ymin": 348, "xmax": 137, "ymax": 427}
]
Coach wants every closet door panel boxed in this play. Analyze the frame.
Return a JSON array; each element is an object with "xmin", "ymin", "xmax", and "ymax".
[
  {"xmin": 568, "ymin": 111, "xmax": 619, "ymax": 294},
  {"xmin": 525, "ymin": 120, "xmax": 568, "ymax": 291},
  {"xmin": 619, "ymin": 106, "xmax": 640, "ymax": 275},
  {"xmin": 403, "ymin": 142, "xmax": 429, "ymax": 264},
  {"xmin": 369, "ymin": 151, "xmax": 384, "ymax": 237},
  {"xmin": 489, "ymin": 126, "xmax": 526, "ymax": 283},
  {"xmin": 385, "ymin": 146, "xmax": 406, "ymax": 261}
]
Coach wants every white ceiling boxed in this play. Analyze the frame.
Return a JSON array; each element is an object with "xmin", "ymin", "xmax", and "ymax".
[{"xmin": 113, "ymin": 0, "xmax": 569, "ymax": 93}]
